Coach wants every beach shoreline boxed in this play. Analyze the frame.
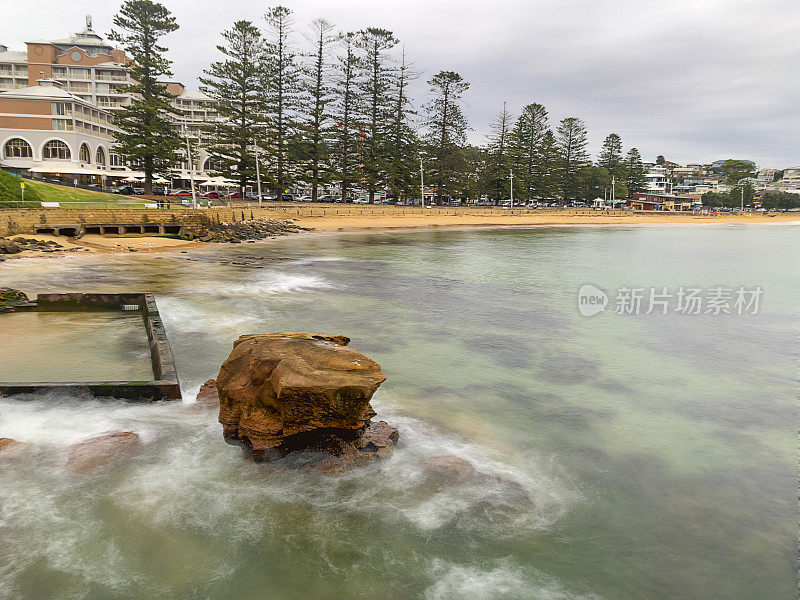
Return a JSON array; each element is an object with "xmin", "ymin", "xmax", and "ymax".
[{"xmin": 1, "ymin": 210, "xmax": 796, "ymax": 258}]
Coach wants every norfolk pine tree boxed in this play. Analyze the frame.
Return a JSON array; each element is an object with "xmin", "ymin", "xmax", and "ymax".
[
  {"xmin": 356, "ymin": 28, "xmax": 398, "ymax": 203},
  {"xmin": 199, "ymin": 20, "xmax": 267, "ymax": 198},
  {"xmin": 556, "ymin": 117, "xmax": 590, "ymax": 200},
  {"xmin": 509, "ymin": 103, "xmax": 549, "ymax": 201},
  {"xmin": 483, "ymin": 102, "xmax": 513, "ymax": 201},
  {"xmin": 263, "ymin": 6, "xmax": 301, "ymax": 197},
  {"xmin": 386, "ymin": 46, "xmax": 420, "ymax": 201},
  {"xmin": 299, "ymin": 18, "xmax": 336, "ymax": 201},
  {"xmin": 109, "ymin": 0, "xmax": 181, "ymax": 195},
  {"xmin": 624, "ymin": 148, "xmax": 647, "ymax": 194},
  {"xmin": 423, "ymin": 71, "xmax": 470, "ymax": 202},
  {"xmin": 330, "ymin": 32, "xmax": 362, "ymax": 203}
]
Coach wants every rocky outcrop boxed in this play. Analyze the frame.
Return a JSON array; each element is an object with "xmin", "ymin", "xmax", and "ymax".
[
  {"xmin": 0, "ymin": 288, "xmax": 30, "ymax": 312},
  {"xmin": 195, "ymin": 379, "xmax": 219, "ymax": 407},
  {"xmin": 185, "ymin": 217, "xmax": 310, "ymax": 243},
  {"xmin": 217, "ymin": 333, "xmax": 397, "ymax": 471},
  {"xmin": 65, "ymin": 431, "xmax": 142, "ymax": 473}
]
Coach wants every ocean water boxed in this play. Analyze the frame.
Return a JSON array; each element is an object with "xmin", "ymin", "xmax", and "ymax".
[{"xmin": 0, "ymin": 224, "xmax": 796, "ymax": 599}]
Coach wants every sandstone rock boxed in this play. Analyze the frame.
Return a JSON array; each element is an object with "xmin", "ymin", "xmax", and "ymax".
[
  {"xmin": 65, "ymin": 431, "xmax": 142, "ymax": 473},
  {"xmin": 0, "ymin": 437, "xmax": 26, "ymax": 457},
  {"xmin": 0, "ymin": 239, "xmax": 22, "ymax": 254},
  {"xmin": 195, "ymin": 378, "xmax": 219, "ymax": 407},
  {"xmin": 217, "ymin": 333, "xmax": 397, "ymax": 470}
]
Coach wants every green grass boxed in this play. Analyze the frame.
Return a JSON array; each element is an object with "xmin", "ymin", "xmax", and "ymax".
[
  {"xmin": 23, "ymin": 180, "xmax": 123, "ymax": 203},
  {"xmin": 0, "ymin": 173, "xmax": 157, "ymax": 209}
]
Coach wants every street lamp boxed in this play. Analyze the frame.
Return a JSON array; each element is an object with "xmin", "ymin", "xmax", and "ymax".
[
  {"xmin": 183, "ymin": 124, "xmax": 197, "ymax": 209},
  {"xmin": 420, "ymin": 157, "xmax": 424, "ymax": 208},
  {"xmin": 254, "ymin": 136, "xmax": 262, "ymax": 208}
]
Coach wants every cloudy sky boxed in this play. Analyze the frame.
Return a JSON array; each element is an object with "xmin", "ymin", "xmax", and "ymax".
[{"xmin": 6, "ymin": 0, "xmax": 799, "ymax": 167}]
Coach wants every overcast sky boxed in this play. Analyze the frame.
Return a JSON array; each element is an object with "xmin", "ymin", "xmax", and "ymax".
[{"xmin": 6, "ymin": 0, "xmax": 799, "ymax": 167}]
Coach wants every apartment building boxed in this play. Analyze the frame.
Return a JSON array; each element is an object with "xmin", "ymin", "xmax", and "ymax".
[
  {"xmin": 0, "ymin": 18, "xmax": 219, "ymax": 187},
  {"xmin": 0, "ymin": 79, "xmax": 133, "ymax": 184}
]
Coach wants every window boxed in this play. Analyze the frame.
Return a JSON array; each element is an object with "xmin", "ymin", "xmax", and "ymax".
[
  {"xmin": 51, "ymin": 119, "xmax": 71, "ymax": 131},
  {"xmin": 96, "ymin": 147, "xmax": 106, "ymax": 166},
  {"xmin": 96, "ymin": 83, "xmax": 110, "ymax": 94},
  {"xmin": 52, "ymin": 67, "xmax": 67, "ymax": 78},
  {"xmin": 43, "ymin": 140, "xmax": 70, "ymax": 160},
  {"xmin": 4, "ymin": 138, "xmax": 32, "ymax": 158},
  {"xmin": 109, "ymin": 151, "xmax": 125, "ymax": 167},
  {"xmin": 79, "ymin": 144, "xmax": 91, "ymax": 164},
  {"xmin": 51, "ymin": 102, "xmax": 66, "ymax": 116},
  {"xmin": 69, "ymin": 67, "xmax": 89, "ymax": 80},
  {"xmin": 204, "ymin": 158, "xmax": 218, "ymax": 172}
]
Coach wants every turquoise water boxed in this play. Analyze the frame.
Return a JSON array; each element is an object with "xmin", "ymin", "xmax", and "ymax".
[{"xmin": 0, "ymin": 224, "xmax": 796, "ymax": 599}]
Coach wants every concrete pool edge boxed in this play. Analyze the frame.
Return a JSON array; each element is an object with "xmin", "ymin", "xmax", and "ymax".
[{"xmin": 0, "ymin": 292, "xmax": 181, "ymax": 401}]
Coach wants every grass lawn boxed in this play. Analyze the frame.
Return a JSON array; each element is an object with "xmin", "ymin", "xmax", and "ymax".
[{"xmin": 2, "ymin": 180, "xmax": 162, "ymax": 209}]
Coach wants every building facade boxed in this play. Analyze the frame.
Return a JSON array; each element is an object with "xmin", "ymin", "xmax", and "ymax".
[{"xmin": 0, "ymin": 18, "xmax": 219, "ymax": 189}]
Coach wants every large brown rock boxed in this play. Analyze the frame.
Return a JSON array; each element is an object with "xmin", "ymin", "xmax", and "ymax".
[
  {"xmin": 66, "ymin": 431, "xmax": 142, "ymax": 473},
  {"xmin": 217, "ymin": 333, "xmax": 393, "ymax": 465}
]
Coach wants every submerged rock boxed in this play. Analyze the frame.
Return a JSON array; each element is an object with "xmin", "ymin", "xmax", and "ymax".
[
  {"xmin": 217, "ymin": 332, "xmax": 397, "ymax": 471},
  {"xmin": 422, "ymin": 455, "xmax": 478, "ymax": 480},
  {"xmin": 65, "ymin": 431, "xmax": 142, "ymax": 473},
  {"xmin": 195, "ymin": 378, "xmax": 219, "ymax": 407},
  {"xmin": 421, "ymin": 454, "xmax": 532, "ymax": 506},
  {"xmin": 0, "ymin": 437, "xmax": 26, "ymax": 457}
]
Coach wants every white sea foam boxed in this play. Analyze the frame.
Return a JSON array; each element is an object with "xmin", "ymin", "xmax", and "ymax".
[
  {"xmin": 425, "ymin": 559, "xmax": 602, "ymax": 600},
  {"xmin": 185, "ymin": 270, "xmax": 334, "ymax": 297}
]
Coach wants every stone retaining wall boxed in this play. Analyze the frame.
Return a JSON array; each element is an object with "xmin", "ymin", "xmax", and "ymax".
[{"xmin": 0, "ymin": 207, "xmax": 295, "ymax": 237}]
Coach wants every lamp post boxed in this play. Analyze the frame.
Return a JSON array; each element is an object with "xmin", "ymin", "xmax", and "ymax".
[
  {"xmin": 254, "ymin": 136, "xmax": 262, "ymax": 208},
  {"xmin": 183, "ymin": 124, "xmax": 197, "ymax": 209},
  {"xmin": 509, "ymin": 169, "xmax": 514, "ymax": 209},
  {"xmin": 420, "ymin": 158, "xmax": 424, "ymax": 208}
]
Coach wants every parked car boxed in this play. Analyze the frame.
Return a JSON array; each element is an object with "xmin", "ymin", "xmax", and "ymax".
[
  {"xmin": 225, "ymin": 192, "xmax": 243, "ymax": 199},
  {"xmin": 168, "ymin": 189, "xmax": 193, "ymax": 197},
  {"xmin": 353, "ymin": 197, "xmax": 369, "ymax": 204},
  {"xmin": 201, "ymin": 191, "xmax": 221, "ymax": 199},
  {"xmin": 112, "ymin": 185, "xmax": 137, "ymax": 195},
  {"xmin": 318, "ymin": 194, "xmax": 336, "ymax": 203},
  {"xmin": 281, "ymin": 193, "xmax": 294, "ymax": 202},
  {"xmin": 297, "ymin": 195, "xmax": 313, "ymax": 202}
]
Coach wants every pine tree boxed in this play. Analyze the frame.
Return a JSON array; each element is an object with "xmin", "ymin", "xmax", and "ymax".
[
  {"xmin": 263, "ymin": 6, "xmax": 301, "ymax": 197},
  {"xmin": 556, "ymin": 117, "xmax": 589, "ymax": 200},
  {"xmin": 423, "ymin": 70, "xmax": 470, "ymax": 202},
  {"xmin": 199, "ymin": 20, "xmax": 267, "ymax": 198},
  {"xmin": 624, "ymin": 148, "xmax": 647, "ymax": 195},
  {"xmin": 598, "ymin": 133, "xmax": 623, "ymax": 176},
  {"xmin": 483, "ymin": 102, "xmax": 513, "ymax": 201},
  {"xmin": 109, "ymin": 0, "xmax": 181, "ymax": 195},
  {"xmin": 298, "ymin": 18, "xmax": 335, "ymax": 201},
  {"xmin": 537, "ymin": 130, "xmax": 559, "ymax": 200},
  {"xmin": 386, "ymin": 46, "xmax": 420, "ymax": 201},
  {"xmin": 356, "ymin": 28, "xmax": 398, "ymax": 203},
  {"xmin": 330, "ymin": 32, "xmax": 362, "ymax": 203},
  {"xmin": 509, "ymin": 103, "xmax": 548, "ymax": 200}
]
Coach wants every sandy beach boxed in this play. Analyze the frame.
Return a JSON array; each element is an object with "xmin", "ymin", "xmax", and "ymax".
[
  {"xmin": 292, "ymin": 208, "xmax": 799, "ymax": 232},
  {"xmin": 2, "ymin": 209, "xmax": 796, "ymax": 258}
]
